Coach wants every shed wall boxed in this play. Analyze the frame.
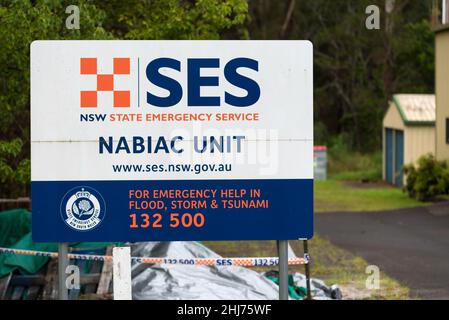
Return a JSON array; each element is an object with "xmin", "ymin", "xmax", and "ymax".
[
  {"xmin": 383, "ymin": 102, "xmax": 405, "ymax": 130},
  {"xmin": 404, "ymin": 126, "xmax": 436, "ymax": 165},
  {"xmin": 383, "ymin": 102, "xmax": 436, "ymax": 185},
  {"xmin": 436, "ymin": 30, "xmax": 449, "ymax": 160}
]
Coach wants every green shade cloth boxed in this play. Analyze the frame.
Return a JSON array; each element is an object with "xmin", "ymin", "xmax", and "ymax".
[
  {"xmin": 266, "ymin": 274, "xmax": 308, "ymax": 300},
  {"xmin": 0, "ymin": 209, "xmax": 116, "ymax": 277}
]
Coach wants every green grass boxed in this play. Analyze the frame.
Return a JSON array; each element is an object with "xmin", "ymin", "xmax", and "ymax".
[
  {"xmin": 204, "ymin": 237, "xmax": 412, "ymax": 299},
  {"xmin": 327, "ymin": 146, "xmax": 382, "ymax": 182},
  {"xmin": 315, "ymin": 180, "xmax": 427, "ymax": 212},
  {"xmin": 307, "ymin": 237, "xmax": 412, "ymax": 299},
  {"xmin": 331, "ymin": 169, "xmax": 381, "ymax": 182}
]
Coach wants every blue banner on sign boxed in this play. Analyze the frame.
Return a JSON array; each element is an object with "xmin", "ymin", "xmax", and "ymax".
[{"xmin": 31, "ymin": 179, "xmax": 313, "ymax": 242}]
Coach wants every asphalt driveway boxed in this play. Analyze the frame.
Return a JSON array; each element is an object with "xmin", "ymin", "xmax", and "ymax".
[{"xmin": 315, "ymin": 204, "xmax": 449, "ymax": 299}]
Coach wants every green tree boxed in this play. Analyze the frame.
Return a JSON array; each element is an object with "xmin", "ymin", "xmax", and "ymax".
[
  {"xmin": 0, "ymin": 139, "xmax": 30, "ymax": 196},
  {"xmin": 0, "ymin": 0, "xmax": 111, "ymax": 197},
  {"xmin": 97, "ymin": 0, "xmax": 248, "ymax": 39},
  {"xmin": 248, "ymin": 0, "xmax": 434, "ymax": 152},
  {"xmin": 0, "ymin": 0, "xmax": 249, "ymax": 198}
]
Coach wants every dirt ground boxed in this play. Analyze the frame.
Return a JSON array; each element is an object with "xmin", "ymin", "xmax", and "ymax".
[{"xmin": 204, "ymin": 237, "xmax": 411, "ymax": 300}]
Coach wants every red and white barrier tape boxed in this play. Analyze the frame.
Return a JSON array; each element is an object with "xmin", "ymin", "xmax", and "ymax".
[{"xmin": 0, "ymin": 247, "xmax": 309, "ymax": 267}]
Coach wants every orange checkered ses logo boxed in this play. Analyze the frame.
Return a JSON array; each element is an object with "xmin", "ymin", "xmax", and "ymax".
[{"xmin": 80, "ymin": 57, "xmax": 131, "ymax": 108}]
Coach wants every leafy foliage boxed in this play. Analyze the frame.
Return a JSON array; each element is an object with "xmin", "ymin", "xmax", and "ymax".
[
  {"xmin": 0, "ymin": 139, "xmax": 30, "ymax": 196},
  {"xmin": 0, "ymin": 0, "xmax": 437, "ymax": 197},
  {"xmin": 97, "ymin": 0, "xmax": 248, "ymax": 39},
  {"xmin": 327, "ymin": 135, "xmax": 382, "ymax": 182},
  {"xmin": 0, "ymin": 0, "xmax": 112, "ymax": 197},
  {"xmin": 248, "ymin": 0, "xmax": 434, "ymax": 151},
  {"xmin": 0, "ymin": 0, "xmax": 248, "ymax": 197},
  {"xmin": 403, "ymin": 154, "xmax": 449, "ymax": 201}
]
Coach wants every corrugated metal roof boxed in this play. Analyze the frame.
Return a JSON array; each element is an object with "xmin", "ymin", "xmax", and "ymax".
[{"xmin": 392, "ymin": 94, "xmax": 435, "ymax": 125}]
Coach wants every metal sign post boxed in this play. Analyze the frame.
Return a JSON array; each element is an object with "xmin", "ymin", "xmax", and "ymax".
[
  {"xmin": 303, "ymin": 240, "xmax": 312, "ymax": 300},
  {"xmin": 277, "ymin": 240, "xmax": 289, "ymax": 300},
  {"xmin": 58, "ymin": 242, "xmax": 69, "ymax": 300}
]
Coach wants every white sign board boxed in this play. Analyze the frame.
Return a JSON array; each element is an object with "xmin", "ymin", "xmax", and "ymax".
[{"xmin": 31, "ymin": 40, "xmax": 313, "ymax": 241}]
